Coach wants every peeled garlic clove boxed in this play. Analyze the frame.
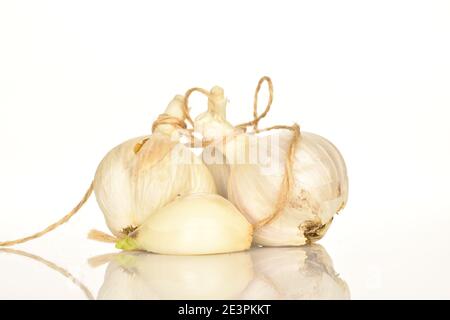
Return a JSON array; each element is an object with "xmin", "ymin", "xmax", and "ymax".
[
  {"xmin": 225, "ymin": 130, "xmax": 348, "ymax": 246},
  {"xmin": 94, "ymin": 95, "xmax": 216, "ymax": 237},
  {"xmin": 98, "ymin": 251, "xmax": 253, "ymax": 300},
  {"xmin": 239, "ymin": 245, "xmax": 350, "ymax": 300},
  {"xmin": 116, "ymin": 193, "xmax": 253, "ymax": 255}
]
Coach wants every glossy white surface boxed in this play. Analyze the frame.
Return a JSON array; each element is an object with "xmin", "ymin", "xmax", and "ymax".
[
  {"xmin": 1, "ymin": 219, "xmax": 449, "ymax": 299},
  {"xmin": 1, "ymin": 0, "xmax": 450, "ymax": 299}
]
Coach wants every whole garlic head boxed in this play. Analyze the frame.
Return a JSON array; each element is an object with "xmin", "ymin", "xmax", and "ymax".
[
  {"xmin": 94, "ymin": 95, "xmax": 217, "ymax": 237},
  {"xmin": 194, "ymin": 86, "xmax": 348, "ymax": 246},
  {"xmin": 225, "ymin": 130, "xmax": 348, "ymax": 246}
]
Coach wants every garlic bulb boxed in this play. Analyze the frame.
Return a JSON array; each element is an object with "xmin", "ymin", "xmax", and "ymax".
[
  {"xmin": 239, "ymin": 245, "xmax": 350, "ymax": 300},
  {"xmin": 115, "ymin": 193, "xmax": 253, "ymax": 255},
  {"xmin": 195, "ymin": 87, "xmax": 348, "ymax": 246},
  {"xmin": 94, "ymin": 95, "xmax": 216, "ymax": 237},
  {"xmin": 225, "ymin": 131, "xmax": 348, "ymax": 246},
  {"xmin": 97, "ymin": 251, "xmax": 253, "ymax": 300}
]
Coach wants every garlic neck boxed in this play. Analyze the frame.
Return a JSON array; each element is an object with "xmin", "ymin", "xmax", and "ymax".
[
  {"xmin": 154, "ymin": 95, "xmax": 186, "ymax": 137},
  {"xmin": 208, "ymin": 86, "xmax": 227, "ymax": 119},
  {"xmin": 194, "ymin": 86, "xmax": 234, "ymax": 140}
]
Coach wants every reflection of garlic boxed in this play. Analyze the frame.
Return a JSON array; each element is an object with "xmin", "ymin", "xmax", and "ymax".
[
  {"xmin": 115, "ymin": 193, "xmax": 253, "ymax": 255},
  {"xmin": 96, "ymin": 244, "xmax": 349, "ymax": 300},
  {"xmin": 195, "ymin": 87, "xmax": 348, "ymax": 246},
  {"xmin": 98, "ymin": 251, "xmax": 253, "ymax": 300},
  {"xmin": 240, "ymin": 245, "xmax": 350, "ymax": 300},
  {"xmin": 94, "ymin": 95, "xmax": 216, "ymax": 237}
]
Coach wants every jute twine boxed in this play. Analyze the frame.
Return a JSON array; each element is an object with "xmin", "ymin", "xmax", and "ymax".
[
  {"xmin": 242, "ymin": 77, "xmax": 301, "ymax": 228},
  {"xmin": 0, "ymin": 183, "xmax": 94, "ymax": 247},
  {"xmin": 0, "ymin": 248, "xmax": 94, "ymax": 300},
  {"xmin": 0, "ymin": 76, "xmax": 300, "ymax": 247}
]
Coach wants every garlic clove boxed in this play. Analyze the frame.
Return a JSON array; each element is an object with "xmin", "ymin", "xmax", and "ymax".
[{"xmin": 116, "ymin": 193, "xmax": 253, "ymax": 255}]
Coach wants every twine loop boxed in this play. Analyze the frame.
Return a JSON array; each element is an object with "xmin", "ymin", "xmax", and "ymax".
[{"xmin": 237, "ymin": 76, "xmax": 274, "ymax": 131}]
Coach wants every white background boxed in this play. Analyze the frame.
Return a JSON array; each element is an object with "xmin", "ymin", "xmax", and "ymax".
[{"xmin": 1, "ymin": 0, "xmax": 449, "ymax": 299}]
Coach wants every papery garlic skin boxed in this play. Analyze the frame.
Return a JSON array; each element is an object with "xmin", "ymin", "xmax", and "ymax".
[
  {"xmin": 239, "ymin": 245, "xmax": 350, "ymax": 300},
  {"xmin": 225, "ymin": 131, "xmax": 348, "ymax": 246},
  {"xmin": 98, "ymin": 251, "xmax": 253, "ymax": 300},
  {"xmin": 116, "ymin": 193, "xmax": 253, "ymax": 255},
  {"xmin": 201, "ymin": 147, "xmax": 230, "ymax": 197},
  {"xmin": 94, "ymin": 95, "xmax": 216, "ymax": 237}
]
